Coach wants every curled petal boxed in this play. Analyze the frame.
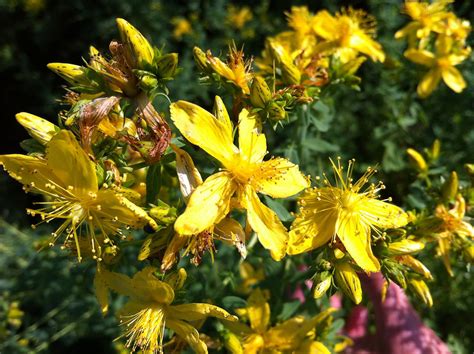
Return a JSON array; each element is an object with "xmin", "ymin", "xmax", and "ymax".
[{"xmin": 441, "ymin": 66, "xmax": 466, "ymax": 93}]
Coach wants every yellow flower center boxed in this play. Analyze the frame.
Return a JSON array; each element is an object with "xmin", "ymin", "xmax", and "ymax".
[{"xmin": 437, "ymin": 57, "xmax": 451, "ymax": 69}]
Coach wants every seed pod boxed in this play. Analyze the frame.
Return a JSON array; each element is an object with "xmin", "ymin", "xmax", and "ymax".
[
  {"xmin": 442, "ymin": 171, "xmax": 458, "ymax": 202},
  {"xmin": 409, "ymin": 278, "xmax": 433, "ymax": 307},
  {"xmin": 155, "ymin": 53, "xmax": 178, "ymax": 78},
  {"xmin": 387, "ymin": 239, "xmax": 425, "ymax": 255},
  {"xmin": 250, "ymin": 77, "xmax": 272, "ymax": 108},
  {"xmin": 16, "ymin": 113, "xmax": 59, "ymax": 145},
  {"xmin": 334, "ymin": 263, "xmax": 362, "ymax": 304},
  {"xmin": 407, "ymin": 148, "xmax": 428, "ymax": 172},
  {"xmin": 116, "ymin": 18, "xmax": 154, "ymax": 70}
]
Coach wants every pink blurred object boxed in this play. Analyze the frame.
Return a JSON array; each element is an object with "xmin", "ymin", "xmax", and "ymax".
[
  {"xmin": 290, "ymin": 265, "xmax": 314, "ymax": 303},
  {"xmin": 343, "ymin": 272, "xmax": 450, "ymax": 354}
]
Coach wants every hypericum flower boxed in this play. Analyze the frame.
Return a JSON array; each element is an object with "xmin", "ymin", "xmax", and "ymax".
[
  {"xmin": 225, "ymin": 289, "xmax": 333, "ymax": 353},
  {"xmin": 0, "ymin": 130, "xmax": 157, "ymax": 261},
  {"xmin": 171, "ymin": 17, "xmax": 192, "ymax": 40},
  {"xmin": 97, "ymin": 267, "xmax": 237, "ymax": 354},
  {"xmin": 288, "ymin": 158, "xmax": 408, "ymax": 272},
  {"xmin": 227, "ymin": 5, "xmax": 253, "ymax": 30},
  {"xmin": 312, "ymin": 8, "xmax": 385, "ymax": 62},
  {"xmin": 434, "ymin": 194, "xmax": 474, "ymax": 275},
  {"xmin": 170, "ymin": 97, "xmax": 309, "ymax": 260},
  {"xmin": 395, "ymin": 0, "xmax": 452, "ymax": 40},
  {"xmin": 404, "ymin": 35, "xmax": 470, "ymax": 97},
  {"xmin": 161, "ymin": 143, "xmax": 246, "ymax": 271}
]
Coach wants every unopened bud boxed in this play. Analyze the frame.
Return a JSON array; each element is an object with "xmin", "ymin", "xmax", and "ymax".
[
  {"xmin": 165, "ymin": 268, "xmax": 187, "ymax": 290},
  {"xmin": 267, "ymin": 102, "xmax": 287, "ymax": 121},
  {"xmin": 149, "ymin": 203, "xmax": 176, "ymax": 225},
  {"xmin": 387, "ymin": 239, "xmax": 425, "ymax": 255},
  {"xmin": 383, "ymin": 259, "xmax": 407, "ymax": 288},
  {"xmin": 193, "ymin": 46, "xmax": 209, "ymax": 72},
  {"xmin": 409, "ymin": 278, "xmax": 433, "ymax": 307},
  {"xmin": 431, "ymin": 139, "xmax": 441, "ymax": 160},
  {"xmin": 250, "ymin": 77, "xmax": 272, "ymax": 108},
  {"xmin": 16, "ymin": 112, "xmax": 59, "ymax": 145},
  {"xmin": 116, "ymin": 18, "xmax": 154, "ymax": 70},
  {"xmin": 155, "ymin": 53, "xmax": 178, "ymax": 78},
  {"xmin": 47, "ymin": 63, "xmax": 90, "ymax": 87},
  {"xmin": 463, "ymin": 245, "xmax": 474, "ymax": 262},
  {"xmin": 398, "ymin": 255, "xmax": 432, "ymax": 280},
  {"xmin": 407, "ymin": 148, "xmax": 428, "ymax": 172},
  {"xmin": 312, "ymin": 271, "xmax": 332, "ymax": 299},
  {"xmin": 442, "ymin": 171, "xmax": 458, "ymax": 202},
  {"xmin": 222, "ymin": 330, "xmax": 243, "ymax": 354},
  {"xmin": 334, "ymin": 263, "xmax": 362, "ymax": 304}
]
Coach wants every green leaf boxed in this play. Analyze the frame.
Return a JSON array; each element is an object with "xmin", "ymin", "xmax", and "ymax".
[
  {"xmin": 222, "ymin": 296, "xmax": 247, "ymax": 309},
  {"xmin": 263, "ymin": 196, "xmax": 293, "ymax": 223},
  {"xmin": 309, "ymin": 101, "xmax": 334, "ymax": 132},
  {"xmin": 146, "ymin": 164, "xmax": 162, "ymax": 205},
  {"xmin": 277, "ymin": 301, "xmax": 300, "ymax": 321},
  {"xmin": 302, "ymin": 138, "xmax": 339, "ymax": 153}
]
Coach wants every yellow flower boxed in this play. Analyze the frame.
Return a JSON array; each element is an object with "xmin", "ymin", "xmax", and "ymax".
[
  {"xmin": 312, "ymin": 8, "xmax": 385, "ymax": 62},
  {"xmin": 227, "ymin": 5, "xmax": 253, "ymax": 30},
  {"xmin": 395, "ymin": 0, "xmax": 452, "ymax": 40},
  {"xmin": 226, "ymin": 289, "xmax": 333, "ymax": 354},
  {"xmin": 171, "ymin": 17, "xmax": 192, "ymax": 40},
  {"xmin": 97, "ymin": 267, "xmax": 237, "ymax": 354},
  {"xmin": 434, "ymin": 194, "xmax": 474, "ymax": 275},
  {"xmin": 238, "ymin": 262, "xmax": 265, "ymax": 294},
  {"xmin": 0, "ymin": 130, "xmax": 156, "ymax": 261},
  {"xmin": 161, "ymin": 142, "xmax": 246, "ymax": 270},
  {"xmin": 289, "ymin": 158, "xmax": 408, "ymax": 272},
  {"xmin": 404, "ymin": 35, "xmax": 470, "ymax": 97},
  {"xmin": 170, "ymin": 98, "xmax": 309, "ymax": 260}
]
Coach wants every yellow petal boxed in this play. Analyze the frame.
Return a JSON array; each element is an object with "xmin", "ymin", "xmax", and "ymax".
[
  {"xmin": 404, "ymin": 49, "xmax": 435, "ymax": 66},
  {"xmin": 46, "ymin": 130, "xmax": 98, "ymax": 194},
  {"xmin": 213, "ymin": 95, "xmax": 234, "ymax": 140},
  {"xmin": 337, "ymin": 212, "xmax": 380, "ymax": 272},
  {"xmin": 417, "ymin": 69, "xmax": 441, "ymax": 98},
  {"xmin": 170, "ymin": 101, "xmax": 236, "ymax": 164},
  {"xmin": 131, "ymin": 267, "xmax": 175, "ymax": 304},
  {"xmin": 243, "ymin": 187, "xmax": 288, "ymax": 261},
  {"xmin": 247, "ymin": 289, "xmax": 270, "ymax": 333},
  {"xmin": 238, "ymin": 109, "xmax": 266, "ymax": 164},
  {"xmin": 174, "ymin": 171, "xmax": 236, "ymax": 235},
  {"xmin": 438, "ymin": 238, "xmax": 453, "ymax": 276},
  {"xmin": 395, "ymin": 22, "xmax": 421, "ymax": 39},
  {"xmin": 253, "ymin": 157, "xmax": 309, "ymax": 198},
  {"xmin": 0, "ymin": 154, "xmax": 57, "ymax": 192},
  {"xmin": 359, "ymin": 198, "xmax": 408, "ymax": 229},
  {"xmin": 167, "ymin": 319, "xmax": 208, "ymax": 354},
  {"xmin": 242, "ymin": 334, "xmax": 265, "ymax": 354},
  {"xmin": 295, "ymin": 340, "xmax": 331, "ymax": 354},
  {"xmin": 215, "ymin": 217, "xmax": 247, "ymax": 258},
  {"xmin": 349, "ymin": 31, "xmax": 385, "ymax": 62},
  {"xmin": 170, "ymin": 303, "xmax": 238, "ymax": 322},
  {"xmin": 441, "ymin": 66, "xmax": 466, "ymax": 93},
  {"xmin": 94, "ymin": 268, "xmax": 109, "ymax": 314},
  {"xmin": 312, "ymin": 10, "xmax": 338, "ymax": 40},
  {"xmin": 172, "ymin": 145, "xmax": 203, "ymax": 201}
]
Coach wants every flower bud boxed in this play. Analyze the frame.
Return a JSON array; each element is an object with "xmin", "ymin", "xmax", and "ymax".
[
  {"xmin": 409, "ymin": 278, "xmax": 433, "ymax": 307},
  {"xmin": 334, "ymin": 263, "xmax": 362, "ymax": 304},
  {"xmin": 281, "ymin": 62, "xmax": 301, "ymax": 85},
  {"xmin": 16, "ymin": 112, "xmax": 59, "ymax": 145},
  {"xmin": 164, "ymin": 268, "xmax": 187, "ymax": 290},
  {"xmin": 116, "ymin": 18, "xmax": 154, "ymax": 70},
  {"xmin": 387, "ymin": 239, "xmax": 425, "ymax": 255},
  {"xmin": 463, "ymin": 245, "xmax": 474, "ymax": 262},
  {"xmin": 465, "ymin": 163, "xmax": 474, "ymax": 176},
  {"xmin": 193, "ymin": 46, "xmax": 210, "ymax": 72},
  {"xmin": 431, "ymin": 139, "xmax": 441, "ymax": 160},
  {"xmin": 47, "ymin": 63, "xmax": 90, "ymax": 86},
  {"xmin": 155, "ymin": 53, "xmax": 179, "ymax": 79},
  {"xmin": 398, "ymin": 255, "xmax": 432, "ymax": 280},
  {"xmin": 442, "ymin": 171, "xmax": 458, "ymax": 202},
  {"xmin": 407, "ymin": 148, "xmax": 428, "ymax": 173},
  {"xmin": 267, "ymin": 102, "xmax": 287, "ymax": 121},
  {"xmin": 250, "ymin": 77, "xmax": 272, "ymax": 108},
  {"xmin": 149, "ymin": 203, "xmax": 177, "ymax": 225},
  {"xmin": 312, "ymin": 271, "xmax": 332, "ymax": 299},
  {"xmin": 222, "ymin": 330, "xmax": 243, "ymax": 354}
]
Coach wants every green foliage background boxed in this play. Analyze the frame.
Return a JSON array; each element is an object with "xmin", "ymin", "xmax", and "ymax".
[{"xmin": 0, "ymin": 0, "xmax": 473, "ymax": 353}]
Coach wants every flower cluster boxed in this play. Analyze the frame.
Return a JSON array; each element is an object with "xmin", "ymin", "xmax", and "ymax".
[{"xmin": 396, "ymin": 0, "xmax": 472, "ymax": 97}]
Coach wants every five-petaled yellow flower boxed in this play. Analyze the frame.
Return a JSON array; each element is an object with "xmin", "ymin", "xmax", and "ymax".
[
  {"xmin": 404, "ymin": 35, "xmax": 469, "ymax": 97},
  {"xmin": 170, "ymin": 97, "xmax": 309, "ymax": 261},
  {"xmin": 96, "ymin": 267, "xmax": 237, "ymax": 354},
  {"xmin": 225, "ymin": 288, "xmax": 333, "ymax": 354},
  {"xmin": 288, "ymin": 158, "xmax": 408, "ymax": 272},
  {"xmin": 312, "ymin": 7, "xmax": 385, "ymax": 62},
  {"xmin": 0, "ymin": 130, "xmax": 156, "ymax": 261}
]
